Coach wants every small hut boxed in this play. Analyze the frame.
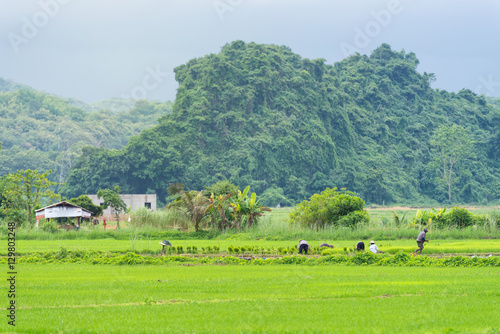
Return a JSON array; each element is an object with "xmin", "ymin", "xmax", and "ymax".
[{"xmin": 35, "ymin": 201, "xmax": 93, "ymax": 229}]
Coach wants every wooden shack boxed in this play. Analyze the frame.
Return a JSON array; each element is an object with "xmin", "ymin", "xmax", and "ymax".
[{"xmin": 35, "ymin": 201, "xmax": 93, "ymax": 229}]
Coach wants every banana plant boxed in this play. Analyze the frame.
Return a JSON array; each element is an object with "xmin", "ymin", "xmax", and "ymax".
[
  {"xmin": 205, "ymin": 193, "xmax": 233, "ymax": 231},
  {"xmin": 230, "ymin": 186, "xmax": 271, "ymax": 230},
  {"xmin": 428, "ymin": 207, "xmax": 447, "ymax": 227}
]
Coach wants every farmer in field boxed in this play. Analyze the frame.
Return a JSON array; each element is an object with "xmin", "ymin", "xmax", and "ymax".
[
  {"xmin": 369, "ymin": 241, "xmax": 384, "ymax": 254},
  {"xmin": 298, "ymin": 240, "xmax": 310, "ymax": 254},
  {"xmin": 159, "ymin": 240, "xmax": 172, "ymax": 255},
  {"xmin": 356, "ymin": 241, "xmax": 365, "ymax": 252},
  {"xmin": 319, "ymin": 243, "xmax": 333, "ymax": 248},
  {"xmin": 413, "ymin": 228, "xmax": 429, "ymax": 255}
]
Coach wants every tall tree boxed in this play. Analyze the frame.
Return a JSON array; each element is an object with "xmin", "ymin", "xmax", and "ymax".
[
  {"xmin": 97, "ymin": 186, "xmax": 127, "ymax": 222},
  {"xmin": 68, "ymin": 194, "xmax": 103, "ymax": 217},
  {"xmin": 429, "ymin": 124, "xmax": 474, "ymax": 201},
  {"xmin": 0, "ymin": 170, "xmax": 60, "ymax": 225}
]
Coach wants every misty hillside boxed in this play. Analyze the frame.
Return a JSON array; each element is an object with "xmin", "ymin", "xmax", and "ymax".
[{"xmin": 0, "ymin": 87, "xmax": 172, "ymax": 185}]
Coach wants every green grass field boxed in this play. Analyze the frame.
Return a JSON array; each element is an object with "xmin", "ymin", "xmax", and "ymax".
[{"xmin": 3, "ymin": 263, "xmax": 499, "ymax": 333}]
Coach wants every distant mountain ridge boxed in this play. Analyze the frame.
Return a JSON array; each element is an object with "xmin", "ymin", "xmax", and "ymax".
[
  {"xmin": 0, "ymin": 77, "xmax": 147, "ymax": 113},
  {"xmin": 0, "ymin": 84, "xmax": 172, "ymax": 186}
]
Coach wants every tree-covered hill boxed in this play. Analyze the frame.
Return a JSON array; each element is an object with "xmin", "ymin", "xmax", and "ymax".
[
  {"xmin": 61, "ymin": 41, "xmax": 500, "ymax": 206},
  {"xmin": 0, "ymin": 88, "xmax": 172, "ymax": 186}
]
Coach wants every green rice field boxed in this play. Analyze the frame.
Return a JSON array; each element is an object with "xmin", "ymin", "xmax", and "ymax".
[{"xmin": 2, "ymin": 263, "xmax": 499, "ymax": 333}]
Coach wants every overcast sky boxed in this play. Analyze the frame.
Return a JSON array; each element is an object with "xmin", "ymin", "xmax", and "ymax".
[{"xmin": 1, "ymin": 0, "xmax": 499, "ymax": 103}]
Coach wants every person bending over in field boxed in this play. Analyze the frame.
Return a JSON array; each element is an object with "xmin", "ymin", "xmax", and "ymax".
[
  {"xmin": 319, "ymin": 243, "xmax": 333, "ymax": 248},
  {"xmin": 298, "ymin": 240, "xmax": 310, "ymax": 254},
  {"xmin": 356, "ymin": 241, "xmax": 365, "ymax": 252},
  {"xmin": 369, "ymin": 241, "xmax": 384, "ymax": 254},
  {"xmin": 413, "ymin": 228, "xmax": 429, "ymax": 255}
]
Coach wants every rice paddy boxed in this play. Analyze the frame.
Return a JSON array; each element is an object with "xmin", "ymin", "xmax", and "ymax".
[{"xmin": 3, "ymin": 264, "xmax": 499, "ymax": 333}]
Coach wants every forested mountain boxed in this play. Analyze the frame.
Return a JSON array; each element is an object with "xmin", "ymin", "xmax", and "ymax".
[
  {"xmin": 0, "ymin": 88, "xmax": 172, "ymax": 186},
  {"xmin": 61, "ymin": 41, "xmax": 500, "ymax": 206}
]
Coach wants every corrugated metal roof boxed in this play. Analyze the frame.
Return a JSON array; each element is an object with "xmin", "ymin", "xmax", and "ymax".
[{"xmin": 35, "ymin": 201, "xmax": 93, "ymax": 214}]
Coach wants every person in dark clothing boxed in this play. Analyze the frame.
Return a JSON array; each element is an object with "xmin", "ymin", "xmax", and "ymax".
[
  {"xmin": 356, "ymin": 241, "xmax": 365, "ymax": 251},
  {"xmin": 298, "ymin": 240, "xmax": 310, "ymax": 254},
  {"xmin": 413, "ymin": 228, "xmax": 429, "ymax": 255},
  {"xmin": 319, "ymin": 243, "xmax": 333, "ymax": 248}
]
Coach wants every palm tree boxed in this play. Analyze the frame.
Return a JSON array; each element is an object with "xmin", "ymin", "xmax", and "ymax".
[
  {"xmin": 205, "ymin": 193, "xmax": 233, "ymax": 231},
  {"xmin": 167, "ymin": 183, "xmax": 209, "ymax": 232}
]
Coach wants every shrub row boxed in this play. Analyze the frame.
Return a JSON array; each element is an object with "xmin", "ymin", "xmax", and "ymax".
[
  {"xmin": 3, "ymin": 250, "xmax": 498, "ymax": 267},
  {"xmin": 226, "ymin": 245, "xmax": 333, "ymax": 255}
]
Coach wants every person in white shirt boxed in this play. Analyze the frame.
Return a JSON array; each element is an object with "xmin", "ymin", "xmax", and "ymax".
[
  {"xmin": 413, "ymin": 228, "xmax": 429, "ymax": 255},
  {"xmin": 368, "ymin": 240, "xmax": 384, "ymax": 254}
]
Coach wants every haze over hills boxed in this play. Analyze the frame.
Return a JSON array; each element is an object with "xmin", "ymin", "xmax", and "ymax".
[
  {"xmin": 0, "ymin": 78, "xmax": 140, "ymax": 113},
  {"xmin": 56, "ymin": 41, "xmax": 500, "ymax": 206},
  {"xmin": 0, "ymin": 84, "xmax": 173, "ymax": 186}
]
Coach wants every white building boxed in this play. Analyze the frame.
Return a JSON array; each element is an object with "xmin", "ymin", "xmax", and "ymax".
[{"xmin": 87, "ymin": 194, "xmax": 157, "ymax": 216}]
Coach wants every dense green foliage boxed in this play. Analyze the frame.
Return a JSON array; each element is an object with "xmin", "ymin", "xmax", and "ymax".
[
  {"xmin": 429, "ymin": 124, "xmax": 474, "ymax": 201},
  {"xmin": 57, "ymin": 42, "xmax": 500, "ymax": 205},
  {"xmin": 67, "ymin": 194, "xmax": 104, "ymax": 217},
  {"xmin": 435, "ymin": 207, "xmax": 476, "ymax": 228},
  {"xmin": 289, "ymin": 187, "xmax": 368, "ymax": 228},
  {"xmin": 167, "ymin": 182, "xmax": 271, "ymax": 231},
  {"xmin": 97, "ymin": 186, "xmax": 128, "ymax": 220},
  {"xmin": 0, "ymin": 87, "xmax": 172, "ymax": 186},
  {"xmin": 409, "ymin": 206, "xmax": 489, "ymax": 229},
  {"xmin": 0, "ymin": 169, "xmax": 59, "ymax": 225}
]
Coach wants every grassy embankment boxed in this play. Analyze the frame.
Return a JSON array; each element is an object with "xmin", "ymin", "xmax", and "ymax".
[{"xmin": 9, "ymin": 206, "xmax": 500, "ymax": 242}]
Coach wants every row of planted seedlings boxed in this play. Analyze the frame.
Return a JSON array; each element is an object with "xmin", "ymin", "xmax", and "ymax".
[
  {"xmin": 166, "ymin": 245, "xmax": 221, "ymax": 255},
  {"xmin": 227, "ymin": 245, "xmax": 320, "ymax": 255}
]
